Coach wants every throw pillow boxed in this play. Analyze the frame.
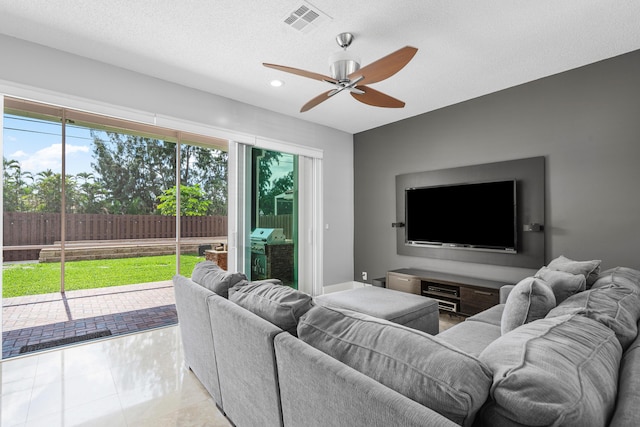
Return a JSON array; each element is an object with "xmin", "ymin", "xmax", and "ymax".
[
  {"xmin": 298, "ymin": 305, "xmax": 492, "ymax": 427},
  {"xmin": 534, "ymin": 266, "xmax": 586, "ymax": 304},
  {"xmin": 190, "ymin": 261, "xmax": 247, "ymax": 299},
  {"xmin": 227, "ymin": 278, "xmax": 282, "ymax": 299},
  {"xmin": 229, "ymin": 281, "xmax": 314, "ymax": 334},
  {"xmin": 478, "ymin": 315, "xmax": 621, "ymax": 427},
  {"xmin": 501, "ymin": 277, "xmax": 556, "ymax": 335},
  {"xmin": 547, "ymin": 255, "xmax": 601, "ymax": 288}
]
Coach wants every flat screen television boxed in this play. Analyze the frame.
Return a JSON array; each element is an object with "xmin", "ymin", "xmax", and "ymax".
[{"xmin": 405, "ymin": 180, "xmax": 517, "ymax": 253}]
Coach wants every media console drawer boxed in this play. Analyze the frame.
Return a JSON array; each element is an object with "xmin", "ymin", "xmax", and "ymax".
[
  {"xmin": 386, "ymin": 272, "xmax": 421, "ymax": 295},
  {"xmin": 386, "ymin": 268, "xmax": 508, "ymax": 316},
  {"xmin": 459, "ymin": 287, "xmax": 499, "ymax": 316}
]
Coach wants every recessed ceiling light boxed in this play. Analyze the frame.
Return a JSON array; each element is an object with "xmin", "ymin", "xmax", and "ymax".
[{"xmin": 270, "ymin": 79, "xmax": 284, "ymax": 87}]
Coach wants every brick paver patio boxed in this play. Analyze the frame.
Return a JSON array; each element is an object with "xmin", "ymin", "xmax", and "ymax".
[{"xmin": 2, "ymin": 281, "xmax": 178, "ymax": 359}]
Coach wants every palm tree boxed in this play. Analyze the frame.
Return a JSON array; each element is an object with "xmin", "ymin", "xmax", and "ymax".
[{"xmin": 3, "ymin": 157, "xmax": 34, "ymax": 211}]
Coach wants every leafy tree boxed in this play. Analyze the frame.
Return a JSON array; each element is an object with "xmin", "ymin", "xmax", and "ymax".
[
  {"xmin": 157, "ymin": 184, "xmax": 211, "ymax": 216},
  {"xmin": 91, "ymin": 132, "xmax": 177, "ymax": 215},
  {"xmin": 91, "ymin": 131, "xmax": 227, "ymax": 215},
  {"xmin": 2, "ymin": 132, "xmax": 228, "ymax": 216},
  {"xmin": 253, "ymin": 149, "xmax": 296, "ymax": 216},
  {"xmin": 179, "ymin": 144, "xmax": 228, "ymax": 215},
  {"xmin": 72, "ymin": 172, "xmax": 108, "ymax": 214},
  {"xmin": 3, "ymin": 157, "xmax": 33, "ymax": 212},
  {"xmin": 255, "ymin": 149, "xmax": 281, "ymax": 202},
  {"xmin": 260, "ymin": 171, "xmax": 294, "ymax": 215},
  {"xmin": 33, "ymin": 169, "xmax": 62, "ymax": 212}
]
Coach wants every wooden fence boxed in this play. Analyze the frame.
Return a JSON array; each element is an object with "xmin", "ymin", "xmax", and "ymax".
[
  {"xmin": 2, "ymin": 212, "xmax": 294, "ymax": 261},
  {"xmin": 3, "ymin": 212, "xmax": 228, "ymax": 246}
]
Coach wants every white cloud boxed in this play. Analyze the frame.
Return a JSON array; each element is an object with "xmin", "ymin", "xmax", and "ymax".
[
  {"xmin": 10, "ymin": 150, "xmax": 28, "ymax": 158},
  {"xmin": 19, "ymin": 143, "xmax": 90, "ymax": 173}
]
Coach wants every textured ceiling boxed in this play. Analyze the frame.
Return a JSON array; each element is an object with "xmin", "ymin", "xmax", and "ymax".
[{"xmin": 1, "ymin": 1, "xmax": 640, "ymax": 134}]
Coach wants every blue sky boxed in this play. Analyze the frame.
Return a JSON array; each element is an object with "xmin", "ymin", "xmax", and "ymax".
[{"xmin": 3, "ymin": 115, "xmax": 95, "ymax": 176}]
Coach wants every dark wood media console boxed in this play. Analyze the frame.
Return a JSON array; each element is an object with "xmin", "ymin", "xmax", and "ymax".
[{"xmin": 386, "ymin": 268, "xmax": 511, "ymax": 316}]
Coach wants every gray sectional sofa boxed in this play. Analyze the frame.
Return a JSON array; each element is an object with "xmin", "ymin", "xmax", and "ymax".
[{"xmin": 173, "ymin": 259, "xmax": 640, "ymax": 426}]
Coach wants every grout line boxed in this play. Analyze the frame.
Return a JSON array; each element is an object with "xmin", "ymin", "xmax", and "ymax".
[{"xmin": 3, "ymin": 285, "xmax": 174, "ymax": 308}]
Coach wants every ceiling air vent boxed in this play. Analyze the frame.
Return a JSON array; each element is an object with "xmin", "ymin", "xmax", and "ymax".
[{"xmin": 283, "ymin": 2, "xmax": 331, "ymax": 34}]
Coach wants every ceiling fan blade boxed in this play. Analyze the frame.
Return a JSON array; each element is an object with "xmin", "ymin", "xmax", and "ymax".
[
  {"xmin": 350, "ymin": 86, "xmax": 405, "ymax": 108},
  {"xmin": 263, "ymin": 63, "xmax": 338, "ymax": 84},
  {"xmin": 348, "ymin": 46, "xmax": 418, "ymax": 86},
  {"xmin": 301, "ymin": 90, "xmax": 334, "ymax": 112}
]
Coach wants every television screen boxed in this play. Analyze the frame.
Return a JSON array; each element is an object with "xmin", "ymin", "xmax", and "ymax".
[{"xmin": 405, "ymin": 180, "xmax": 517, "ymax": 252}]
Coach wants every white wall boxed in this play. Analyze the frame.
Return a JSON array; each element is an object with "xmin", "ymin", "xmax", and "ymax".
[{"xmin": 0, "ymin": 34, "xmax": 354, "ymax": 286}]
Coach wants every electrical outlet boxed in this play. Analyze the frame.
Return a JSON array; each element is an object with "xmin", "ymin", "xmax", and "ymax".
[{"xmin": 361, "ymin": 271, "xmax": 368, "ymax": 281}]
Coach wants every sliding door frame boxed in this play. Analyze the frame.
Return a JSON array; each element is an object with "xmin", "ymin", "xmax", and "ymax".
[{"xmin": 229, "ymin": 139, "xmax": 323, "ymax": 296}]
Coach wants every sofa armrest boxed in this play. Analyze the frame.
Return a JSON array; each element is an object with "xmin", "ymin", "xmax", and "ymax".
[
  {"xmin": 499, "ymin": 285, "xmax": 515, "ymax": 304},
  {"xmin": 208, "ymin": 294, "xmax": 284, "ymax": 427},
  {"xmin": 610, "ymin": 334, "xmax": 640, "ymax": 426},
  {"xmin": 172, "ymin": 275, "xmax": 223, "ymax": 407}
]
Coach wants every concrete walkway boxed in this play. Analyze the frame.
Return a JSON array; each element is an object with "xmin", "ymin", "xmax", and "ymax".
[{"xmin": 2, "ymin": 281, "xmax": 177, "ymax": 359}]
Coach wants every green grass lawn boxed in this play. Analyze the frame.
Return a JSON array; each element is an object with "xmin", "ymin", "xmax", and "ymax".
[{"xmin": 2, "ymin": 254, "xmax": 205, "ymax": 298}]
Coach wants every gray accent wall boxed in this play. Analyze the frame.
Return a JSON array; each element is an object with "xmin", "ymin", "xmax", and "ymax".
[
  {"xmin": 354, "ymin": 49, "xmax": 640, "ymax": 284},
  {"xmin": 396, "ymin": 157, "xmax": 545, "ymax": 269}
]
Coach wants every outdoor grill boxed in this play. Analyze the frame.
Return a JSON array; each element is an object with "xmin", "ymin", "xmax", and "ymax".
[
  {"xmin": 250, "ymin": 228, "xmax": 289, "ymax": 282},
  {"xmin": 250, "ymin": 228, "xmax": 286, "ymax": 253}
]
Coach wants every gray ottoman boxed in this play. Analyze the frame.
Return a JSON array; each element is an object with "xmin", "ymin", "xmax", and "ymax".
[{"xmin": 315, "ymin": 286, "xmax": 439, "ymax": 335}]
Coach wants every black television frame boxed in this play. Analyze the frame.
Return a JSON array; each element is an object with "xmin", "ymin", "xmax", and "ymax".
[{"xmin": 404, "ymin": 179, "xmax": 517, "ymax": 253}]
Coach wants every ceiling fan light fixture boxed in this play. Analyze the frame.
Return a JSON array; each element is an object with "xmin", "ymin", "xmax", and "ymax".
[
  {"xmin": 329, "ymin": 50, "xmax": 360, "ymax": 81},
  {"xmin": 263, "ymin": 31, "xmax": 417, "ymax": 112}
]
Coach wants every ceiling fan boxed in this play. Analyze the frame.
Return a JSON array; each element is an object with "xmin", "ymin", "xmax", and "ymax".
[{"xmin": 263, "ymin": 33, "xmax": 418, "ymax": 112}]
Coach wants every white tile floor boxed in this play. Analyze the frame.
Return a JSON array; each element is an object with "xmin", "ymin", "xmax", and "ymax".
[
  {"xmin": 0, "ymin": 326, "xmax": 231, "ymax": 427},
  {"xmin": 0, "ymin": 299, "xmax": 463, "ymax": 427}
]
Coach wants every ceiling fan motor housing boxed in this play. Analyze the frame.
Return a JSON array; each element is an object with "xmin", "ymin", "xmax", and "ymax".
[{"xmin": 329, "ymin": 50, "xmax": 361, "ymax": 82}]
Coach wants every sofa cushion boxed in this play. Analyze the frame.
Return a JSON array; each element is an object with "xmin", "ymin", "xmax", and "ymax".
[
  {"xmin": 546, "ymin": 266, "xmax": 640, "ymax": 350},
  {"xmin": 478, "ymin": 314, "xmax": 622, "ymax": 427},
  {"xmin": 190, "ymin": 261, "xmax": 247, "ymax": 298},
  {"xmin": 501, "ymin": 277, "xmax": 556, "ymax": 335},
  {"xmin": 437, "ymin": 320, "xmax": 502, "ymax": 357},
  {"xmin": 547, "ymin": 255, "xmax": 601, "ymax": 288},
  {"xmin": 298, "ymin": 305, "xmax": 492, "ymax": 427},
  {"xmin": 534, "ymin": 266, "xmax": 586, "ymax": 304},
  {"xmin": 230, "ymin": 281, "xmax": 314, "ymax": 334},
  {"xmin": 465, "ymin": 304, "xmax": 504, "ymax": 327}
]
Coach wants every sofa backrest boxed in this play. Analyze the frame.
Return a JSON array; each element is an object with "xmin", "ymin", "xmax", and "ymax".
[
  {"xmin": 190, "ymin": 261, "xmax": 247, "ymax": 298},
  {"xmin": 229, "ymin": 280, "xmax": 314, "ymax": 335},
  {"xmin": 172, "ymin": 274, "xmax": 223, "ymax": 408},
  {"xmin": 297, "ymin": 305, "xmax": 492, "ymax": 427},
  {"xmin": 274, "ymin": 332, "xmax": 459, "ymax": 427},
  {"xmin": 208, "ymin": 294, "xmax": 284, "ymax": 427}
]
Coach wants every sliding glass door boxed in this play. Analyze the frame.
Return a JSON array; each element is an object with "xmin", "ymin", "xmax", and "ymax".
[
  {"xmin": 1, "ymin": 96, "xmax": 230, "ymax": 358},
  {"xmin": 177, "ymin": 136, "xmax": 229, "ymax": 274},
  {"xmin": 230, "ymin": 142, "xmax": 322, "ymax": 296},
  {"xmin": 249, "ymin": 148, "xmax": 298, "ymax": 288},
  {"xmin": 3, "ymin": 102, "xmax": 63, "ymax": 296}
]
